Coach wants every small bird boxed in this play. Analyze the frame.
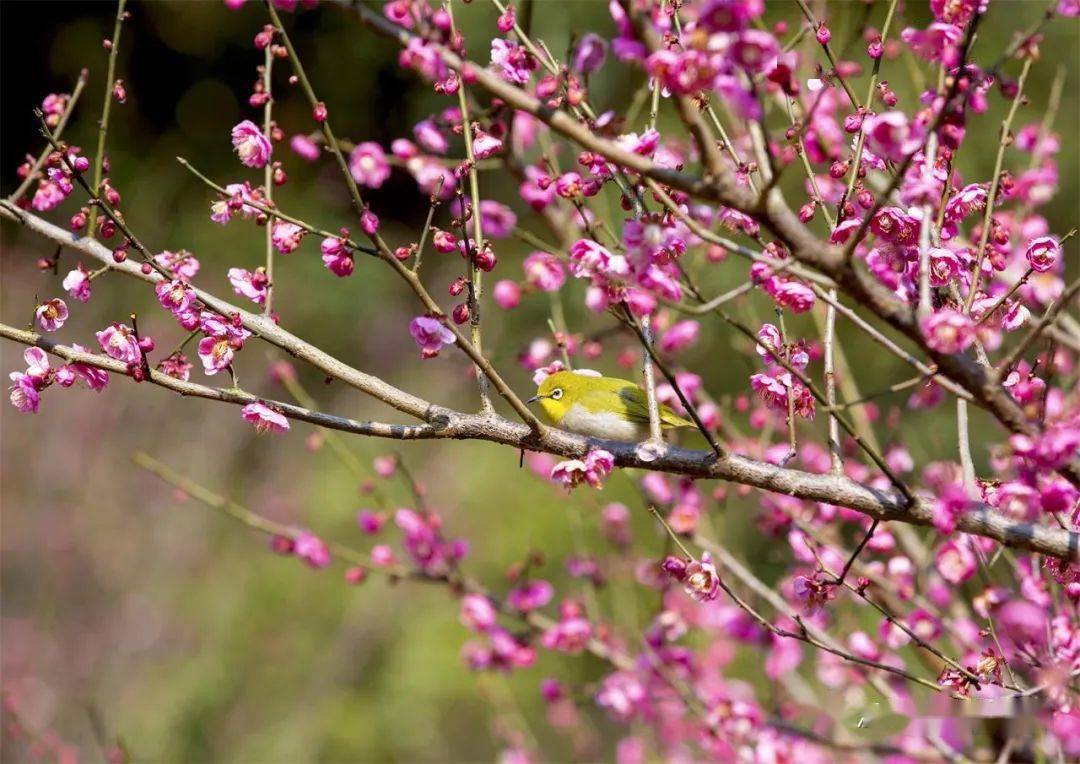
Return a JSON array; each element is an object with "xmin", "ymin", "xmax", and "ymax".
[{"xmin": 528, "ymin": 370, "xmax": 693, "ymax": 441}]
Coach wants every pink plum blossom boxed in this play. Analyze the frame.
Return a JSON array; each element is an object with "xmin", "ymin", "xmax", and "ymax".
[
  {"xmin": 271, "ymin": 221, "xmax": 304, "ymax": 254},
  {"xmin": 568, "ymin": 239, "xmax": 629, "ymax": 280},
  {"xmin": 572, "ymin": 33, "xmax": 608, "ymax": 74},
  {"xmin": 293, "ymin": 530, "xmax": 330, "ymax": 568},
  {"xmin": 770, "ymin": 281, "xmax": 815, "ymax": 313},
  {"xmin": 478, "ymin": 201, "xmax": 516, "ymax": 239},
  {"xmin": 596, "ymin": 672, "xmax": 645, "ymax": 722},
  {"xmin": 197, "ymin": 335, "xmax": 238, "ymax": 375},
  {"xmin": 348, "ymin": 141, "xmax": 391, "ymax": 188},
  {"xmin": 8, "ymin": 373, "xmax": 40, "ymax": 413},
  {"xmin": 921, "ymin": 309, "xmax": 975, "ymax": 354},
  {"xmin": 320, "ymin": 237, "xmax": 354, "ymax": 277},
  {"xmin": 156, "ymin": 279, "xmax": 196, "ymax": 316},
  {"xmin": 231, "ymin": 119, "xmax": 272, "ymax": 168},
  {"xmin": 901, "ymin": 22, "xmax": 962, "ymax": 62},
  {"xmin": 471, "ymin": 129, "xmax": 502, "ymax": 159},
  {"xmin": 227, "ymin": 268, "xmax": 268, "ymax": 304},
  {"xmin": 863, "ymin": 111, "xmax": 921, "ymax": 163},
  {"xmin": 241, "ymin": 401, "xmax": 290, "ymax": 434},
  {"xmin": 35, "ymin": 298, "xmax": 68, "ymax": 332},
  {"xmin": 96, "ymin": 323, "xmax": 142, "ymax": 365},
  {"xmin": 155, "ymin": 250, "xmax": 201, "ymax": 281},
  {"xmin": 936, "ymin": 539, "xmax": 977, "ymax": 584},
  {"xmin": 460, "ymin": 594, "xmax": 498, "ymax": 632},
  {"xmin": 523, "ymin": 252, "xmax": 566, "ymax": 292},
  {"xmin": 1025, "ymin": 236, "xmax": 1059, "ymax": 272},
  {"xmin": 490, "ymin": 38, "xmax": 536, "ymax": 85},
  {"xmin": 62, "ymin": 267, "xmax": 91, "ymax": 303},
  {"xmin": 551, "ymin": 449, "xmax": 614, "ymax": 490},
  {"xmin": 659, "ymin": 320, "xmax": 699, "ymax": 354},
  {"xmin": 507, "ymin": 580, "xmax": 554, "ymax": 612},
  {"xmin": 683, "ymin": 553, "xmax": 720, "ymax": 602},
  {"xmin": 409, "ymin": 316, "xmax": 455, "ymax": 358},
  {"xmin": 290, "ymin": 133, "xmax": 320, "ymax": 161},
  {"xmin": 928, "ymin": 247, "xmax": 962, "ymax": 285},
  {"xmin": 539, "ymin": 614, "xmax": 592, "ymax": 654},
  {"xmin": 413, "ymin": 119, "xmax": 447, "ymax": 154},
  {"xmin": 493, "ymin": 280, "xmax": 521, "ymax": 309}
]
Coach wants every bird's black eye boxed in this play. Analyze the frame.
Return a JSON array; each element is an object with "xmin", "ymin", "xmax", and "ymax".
[{"xmin": 551, "ymin": 388, "xmax": 563, "ymax": 400}]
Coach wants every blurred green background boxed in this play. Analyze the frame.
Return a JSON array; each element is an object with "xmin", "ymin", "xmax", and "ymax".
[{"xmin": 1, "ymin": 1, "xmax": 1077, "ymax": 761}]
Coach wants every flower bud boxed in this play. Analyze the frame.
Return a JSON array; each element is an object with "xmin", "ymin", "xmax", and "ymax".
[
  {"xmin": 474, "ymin": 244, "xmax": 497, "ymax": 272},
  {"xmin": 497, "ymin": 5, "xmax": 515, "ymax": 32},
  {"xmin": 345, "ymin": 566, "xmax": 368, "ymax": 585},
  {"xmin": 360, "ymin": 209, "xmax": 380, "ymax": 236},
  {"xmin": 843, "ymin": 111, "xmax": 865, "ymax": 133},
  {"xmin": 536, "ymin": 75, "xmax": 559, "ymax": 99},
  {"xmin": 433, "ymin": 229, "xmax": 458, "ymax": 253},
  {"xmin": 254, "ymin": 25, "xmax": 274, "ymax": 49},
  {"xmin": 661, "ymin": 556, "xmax": 687, "ymax": 581}
]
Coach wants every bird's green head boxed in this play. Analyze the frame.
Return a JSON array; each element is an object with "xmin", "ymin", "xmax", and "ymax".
[{"xmin": 528, "ymin": 370, "xmax": 590, "ymax": 423}]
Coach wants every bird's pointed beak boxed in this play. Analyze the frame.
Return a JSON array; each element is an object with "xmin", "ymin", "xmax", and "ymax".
[{"xmin": 527, "ymin": 395, "xmax": 541, "ymax": 404}]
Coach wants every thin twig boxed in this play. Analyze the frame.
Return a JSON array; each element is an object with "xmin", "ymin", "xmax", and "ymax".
[
  {"xmin": 262, "ymin": 43, "xmax": 276, "ymax": 317},
  {"xmin": 963, "ymin": 57, "xmax": 1033, "ymax": 313},
  {"xmin": 446, "ymin": 0, "xmax": 492, "ymax": 414},
  {"xmin": 88, "ymin": 0, "xmax": 128, "ymax": 237}
]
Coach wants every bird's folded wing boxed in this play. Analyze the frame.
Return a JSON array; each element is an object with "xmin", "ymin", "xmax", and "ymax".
[{"xmin": 617, "ymin": 386, "xmax": 694, "ymax": 428}]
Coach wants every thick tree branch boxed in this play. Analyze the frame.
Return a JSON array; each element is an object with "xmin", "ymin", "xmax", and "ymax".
[{"xmin": 1, "ymin": 314, "xmax": 1074, "ymax": 561}]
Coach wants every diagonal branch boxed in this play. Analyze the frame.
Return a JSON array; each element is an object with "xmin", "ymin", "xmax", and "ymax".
[
  {"xmin": 1, "ymin": 207, "xmax": 1076, "ymax": 559},
  {"xmin": 0, "ymin": 200, "xmax": 434, "ymax": 420},
  {"xmin": 2, "ymin": 323, "xmax": 440, "ymax": 440}
]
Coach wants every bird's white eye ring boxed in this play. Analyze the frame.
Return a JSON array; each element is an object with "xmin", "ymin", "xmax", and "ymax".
[{"xmin": 551, "ymin": 388, "xmax": 563, "ymax": 400}]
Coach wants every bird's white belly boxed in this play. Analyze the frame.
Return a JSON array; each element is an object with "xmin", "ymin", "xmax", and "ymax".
[{"xmin": 559, "ymin": 403, "xmax": 642, "ymax": 441}]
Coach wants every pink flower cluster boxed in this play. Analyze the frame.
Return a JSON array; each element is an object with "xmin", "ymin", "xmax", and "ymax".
[
  {"xmin": 749, "ymin": 324, "xmax": 814, "ymax": 421},
  {"xmin": 9, "ymin": 346, "xmax": 107, "ymax": 414},
  {"xmin": 459, "ymin": 593, "xmax": 536, "ymax": 672},
  {"xmin": 550, "ymin": 449, "xmax": 615, "ymax": 490}
]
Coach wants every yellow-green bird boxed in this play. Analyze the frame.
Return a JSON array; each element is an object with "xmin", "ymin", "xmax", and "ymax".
[{"xmin": 528, "ymin": 370, "xmax": 693, "ymax": 441}]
